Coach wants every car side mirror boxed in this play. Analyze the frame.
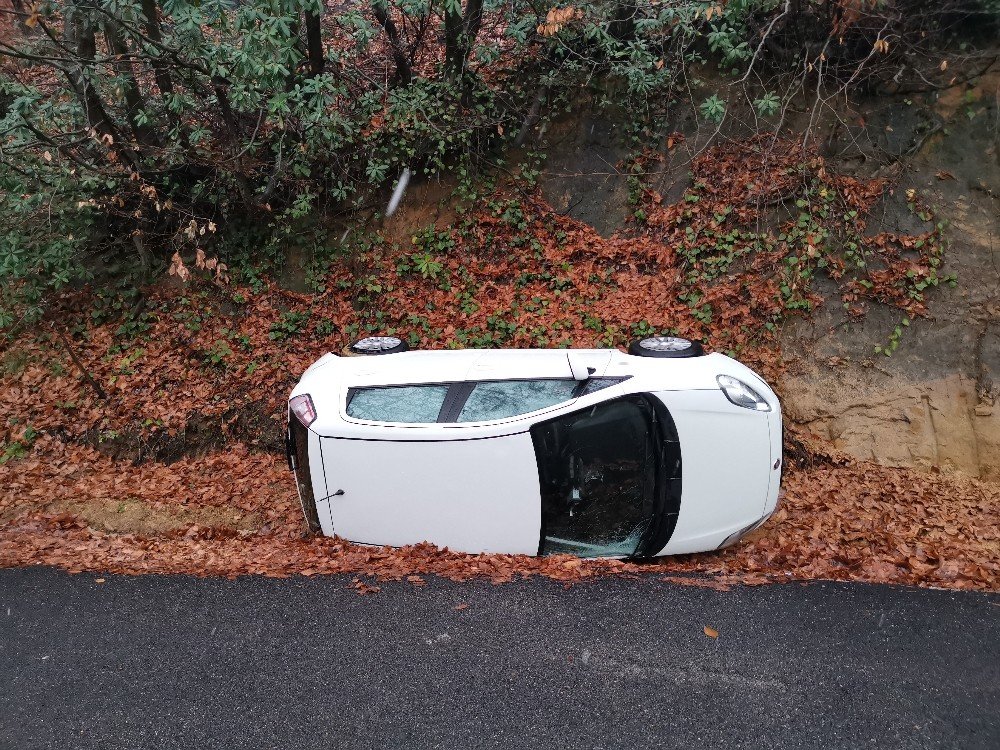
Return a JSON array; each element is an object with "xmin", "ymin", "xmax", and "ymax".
[{"xmin": 567, "ymin": 351, "xmax": 611, "ymax": 381}]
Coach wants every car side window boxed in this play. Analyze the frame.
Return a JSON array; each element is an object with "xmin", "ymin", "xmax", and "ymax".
[
  {"xmin": 347, "ymin": 385, "xmax": 450, "ymax": 423},
  {"xmin": 347, "ymin": 377, "xmax": 627, "ymax": 424},
  {"xmin": 457, "ymin": 379, "xmax": 579, "ymax": 422}
]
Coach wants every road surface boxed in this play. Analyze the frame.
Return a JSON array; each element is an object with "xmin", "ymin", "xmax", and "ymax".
[{"xmin": 1, "ymin": 567, "xmax": 997, "ymax": 749}]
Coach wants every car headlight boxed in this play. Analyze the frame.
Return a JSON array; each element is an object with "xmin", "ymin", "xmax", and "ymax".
[{"xmin": 716, "ymin": 375, "xmax": 771, "ymax": 412}]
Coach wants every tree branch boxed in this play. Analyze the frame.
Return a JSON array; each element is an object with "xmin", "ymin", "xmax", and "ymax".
[
  {"xmin": 51, "ymin": 324, "xmax": 108, "ymax": 402},
  {"xmin": 373, "ymin": 0, "xmax": 412, "ymax": 84}
]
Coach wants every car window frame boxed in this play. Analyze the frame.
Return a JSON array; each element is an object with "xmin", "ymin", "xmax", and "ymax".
[{"xmin": 344, "ymin": 376, "xmax": 632, "ymax": 426}]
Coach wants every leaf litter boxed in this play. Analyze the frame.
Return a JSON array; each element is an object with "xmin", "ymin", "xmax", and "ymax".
[
  {"xmin": 0, "ymin": 138, "xmax": 996, "ymax": 592},
  {"xmin": 1, "ymin": 433, "xmax": 996, "ymax": 591}
]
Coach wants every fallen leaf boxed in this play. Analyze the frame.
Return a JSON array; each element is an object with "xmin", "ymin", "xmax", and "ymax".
[{"xmin": 704, "ymin": 625, "xmax": 719, "ymax": 638}]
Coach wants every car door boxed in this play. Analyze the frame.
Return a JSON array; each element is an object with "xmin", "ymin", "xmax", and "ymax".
[
  {"xmin": 531, "ymin": 395, "xmax": 666, "ymax": 557},
  {"xmin": 318, "ymin": 431, "xmax": 542, "ymax": 554},
  {"xmin": 321, "ymin": 376, "xmax": 585, "ymax": 555}
]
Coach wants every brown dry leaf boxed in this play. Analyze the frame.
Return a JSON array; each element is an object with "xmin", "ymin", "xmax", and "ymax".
[{"xmin": 704, "ymin": 625, "xmax": 719, "ymax": 638}]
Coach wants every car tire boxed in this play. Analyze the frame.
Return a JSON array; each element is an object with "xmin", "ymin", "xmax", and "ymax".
[
  {"xmin": 628, "ymin": 335, "xmax": 704, "ymax": 358},
  {"xmin": 347, "ymin": 335, "xmax": 410, "ymax": 356}
]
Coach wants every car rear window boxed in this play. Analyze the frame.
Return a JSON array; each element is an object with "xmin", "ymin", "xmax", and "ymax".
[
  {"xmin": 346, "ymin": 384, "xmax": 449, "ymax": 423},
  {"xmin": 457, "ymin": 379, "xmax": 578, "ymax": 422}
]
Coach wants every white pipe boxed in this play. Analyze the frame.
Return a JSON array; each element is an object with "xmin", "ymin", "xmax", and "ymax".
[{"xmin": 385, "ymin": 168, "xmax": 411, "ymax": 217}]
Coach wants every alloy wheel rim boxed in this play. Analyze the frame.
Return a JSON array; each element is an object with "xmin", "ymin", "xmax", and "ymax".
[
  {"xmin": 353, "ymin": 336, "xmax": 403, "ymax": 351},
  {"xmin": 639, "ymin": 336, "xmax": 691, "ymax": 352}
]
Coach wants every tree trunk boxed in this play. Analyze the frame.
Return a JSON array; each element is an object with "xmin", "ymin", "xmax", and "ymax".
[
  {"xmin": 443, "ymin": 0, "xmax": 484, "ymax": 80},
  {"xmin": 139, "ymin": 0, "xmax": 176, "ymax": 100},
  {"xmin": 373, "ymin": 1, "xmax": 412, "ymax": 84},
  {"xmin": 63, "ymin": 4, "xmax": 140, "ymax": 170},
  {"xmin": 463, "ymin": 0, "xmax": 483, "ymax": 49},
  {"xmin": 212, "ymin": 78, "xmax": 241, "ymax": 140},
  {"xmin": 104, "ymin": 22, "xmax": 160, "ymax": 147},
  {"xmin": 305, "ymin": 10, "xmax": 325, "ymax": 76},
  {"xmin": 443, "ymin": 3, "xmax": 464, "ymax": 77}
]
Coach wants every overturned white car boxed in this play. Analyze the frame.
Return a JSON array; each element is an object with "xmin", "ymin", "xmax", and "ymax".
[{"xmin": 286, "ymin": 336, "xmax": 782, "ymax": 558}]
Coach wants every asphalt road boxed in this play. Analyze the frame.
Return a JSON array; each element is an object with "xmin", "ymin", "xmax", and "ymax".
[{"xmin": 0, "ymin": 567, "xmax": 997, "ymax": 750}]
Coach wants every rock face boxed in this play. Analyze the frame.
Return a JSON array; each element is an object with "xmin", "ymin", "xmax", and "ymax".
[
  {"xmin": 538, "ymin": 115, "xmax": 632, "ymax": 238},
  {"xmin": 779, "ymin": 187, "xmax": 999, "ymax": 480},
  {"xmin": 780, "ymin": 72, "xmax": 1000, "ymax": 482},
  {"xmin": 783, "ymin": 370, "xmax": 999, "ymax": 481}
]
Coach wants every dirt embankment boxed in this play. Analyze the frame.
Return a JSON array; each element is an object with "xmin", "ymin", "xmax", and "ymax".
[
  {"xmin": 779, "ymin": 74, "xmax": 1000, "ymax": 481},
  {"xmin": 537, "ymin": 73, "xmax": 1000, "ymax": 482}
]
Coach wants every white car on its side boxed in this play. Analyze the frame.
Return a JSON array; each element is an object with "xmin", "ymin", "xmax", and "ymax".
[{"xmin": 286, "ymin": 335, "xmax": 782, "ymax": 558}]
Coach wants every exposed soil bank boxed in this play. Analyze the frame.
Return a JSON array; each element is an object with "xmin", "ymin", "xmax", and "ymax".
[
  {"xmin": 778, "ymin": 73, "xmax": 1000, "ymax": 480},
  {"xmin": 533, "ymin": 74, "xmax": 1000, "ymax": 482}
]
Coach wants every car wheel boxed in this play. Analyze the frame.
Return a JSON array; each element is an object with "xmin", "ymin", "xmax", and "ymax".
[
  {"xmin": 347, "ymin": 335, "xmax": 410, "ymax": 356},
  {"xmin": 628, "ymin": 335, "xmax": 704, "ymax": 358}
]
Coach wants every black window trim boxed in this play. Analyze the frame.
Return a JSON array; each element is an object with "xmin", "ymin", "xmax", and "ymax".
[
  {"xmin": 436, "ymin": 381, "xmax": 476, "ymax": 423},
  {"xmin": 344, "ymin": 376, "xmax": 633, "ymax": 425}
]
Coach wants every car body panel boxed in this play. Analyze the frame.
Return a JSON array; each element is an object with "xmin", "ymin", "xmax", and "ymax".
[
  {"xmin": 297, "ymin": 351, "xmax": 752, "ymax": 435},
  {"xmin": 316, "ymin": 432, "xmax": 542, "ymax": 554},
  {"xmin": 651, "ymin": 389, "xmax": 773, "ymax": 555},
  {"xmin": 764, "ymin": 408, "xmax": 783, "ymax": 516},
  {"xmin": 306, "ymin": 427, "xmax": 333, "ymax": 530}
]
